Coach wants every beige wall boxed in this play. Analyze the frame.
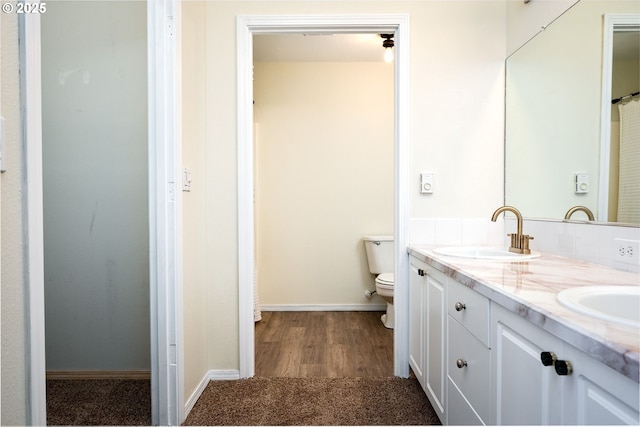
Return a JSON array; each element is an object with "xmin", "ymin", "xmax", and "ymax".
[
  {"xmin": 180, "ymin": 1, "xmax": 507, "ymax": 407},
  {"xmin": 254, "ymin": 61, "xmax": 394, "ymax": 307},
  {"xmin": 182, "ymin": 0, "xmax": 212, "ymax": 405},
  {"xmin": 2, "ymin": 0, "xmax": 509, "ymax": 417},
  {"xmin": 1, "ymin": 10, "xmax": 28, "ymax": 426}
]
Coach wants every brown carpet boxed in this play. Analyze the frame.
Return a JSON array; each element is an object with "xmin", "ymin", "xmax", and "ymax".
[
  {"xmin": 47, "ymin": 379, "xmax": 151, "ymax": 426},
  {"xmin": 46, "ymin": 376, "xmax": 440, "ymax": 426},
  {"xmin": 183, "ymin": 376, "xmax": 441, "ymax": 426}
]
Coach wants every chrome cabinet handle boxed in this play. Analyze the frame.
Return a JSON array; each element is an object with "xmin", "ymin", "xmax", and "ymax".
[
  {"xmin": 456, "ymin": 359, "xmax": 467, "ymax": 369},
  {"xmin": 454, "ymin": 302, "xmax": 466, "ymax": 312}
]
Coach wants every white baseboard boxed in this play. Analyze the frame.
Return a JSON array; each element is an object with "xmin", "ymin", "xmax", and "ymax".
[
  {"xmin": 260, "ymin": 303, "xmax": 387, "ymax": 312},
  {"xmin": 184, "ymin": 369, "xmax": 240, "ymax": 420},
  {"xmin": 46, "ymin": 370, "xmax": 151, "ymax": 380}
]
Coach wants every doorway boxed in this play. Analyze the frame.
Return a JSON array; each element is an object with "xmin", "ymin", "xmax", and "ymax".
[
  {"xmin": 22, "ymin": 1, "xmax": 181, "ymax": 425},
  {"xmin": 252, "ymin": 33, "xmax": 395, "ymax": 377},
  {"xmin": 41, "ymin": 1, "xmax": 150, "ymax": 424},
  {"xmin": 236, "ymin": 15, "xmax": 411, "ymax": 379}
]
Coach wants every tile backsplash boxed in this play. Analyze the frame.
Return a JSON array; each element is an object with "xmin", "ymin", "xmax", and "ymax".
[
  {"xmin": 409, "ymin": 218, "xmax": 506, "ymax": 247},
  {"xmin": 409, "ymin": 217, "xmax": 640, "ymax": 273}
]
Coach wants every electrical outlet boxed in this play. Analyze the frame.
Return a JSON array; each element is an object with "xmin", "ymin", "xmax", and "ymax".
[{"xmin": 614, "ymin": 238, "xmax": 640, "ymax": 265}]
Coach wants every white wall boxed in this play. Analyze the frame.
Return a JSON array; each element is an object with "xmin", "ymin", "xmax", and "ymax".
[
  {"xmin": 0, "ymin": 10, "xmax": 28, "ymax": 425},
  {"xmin": 506, "ymin": 0, "xmax": 578, "ymax": 56},
  {"xmin": 254, "ymin": 61, "xmax": 393, "ymax": 307},
  {"xmin": 179, "ymin": 3, "xmax": 507, "ymax": 406},
  {"xmin": 41, "ymin": 1, "xmax": 149, "ymax": 371},
  {"xmin": 407, "ymin": 1, "xmax": 505, "ymax": 219}
]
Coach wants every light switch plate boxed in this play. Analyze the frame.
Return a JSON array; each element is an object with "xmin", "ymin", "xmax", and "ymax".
[
  {"xmin": 575, "ymin": 173, "xmax": 589, "ymax": 194},
  {"xmin": 182, "ymin": 167, "xmax": 192, "ymax": 191},
  {"xmin": 421, "ymin": 172, "xmax": 434, "ymax": 194}
]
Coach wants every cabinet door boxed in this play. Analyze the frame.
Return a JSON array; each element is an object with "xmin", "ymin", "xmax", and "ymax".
[
  {"xmin": 409, "ymin": 260, "xmax": 425, "ymax": 385},
  {"xmin": 562, "ymin": 343, "xmax": 639, "ymax": 425},
  {"xmin": 448, "ymin": 377, "xmax": 485, "ymax": 425},
  {"xmin": 425, "ymin": 268, "xmax": 446, "ymax": 419},
  {"xmin": 492, "ymin": 304, "xmax": 564, "ymax": 425}
]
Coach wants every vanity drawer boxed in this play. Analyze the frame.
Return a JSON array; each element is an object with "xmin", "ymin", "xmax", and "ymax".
[
  {"xmin": 448, "ymin": 280, "xmax": 490, "ymax": 347},
  {"xmin": 448, "ymin": 315, "xmax": 491, "ymax": 424}
]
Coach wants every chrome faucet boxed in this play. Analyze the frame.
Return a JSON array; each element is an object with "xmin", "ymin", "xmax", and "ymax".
[
  {"xmin": 491, "ymin": 206, "xmax": 534, "ymax": 254},
  {"xmin": 564, "ymin": 205, "xmax": 595, "ymax": 221}
]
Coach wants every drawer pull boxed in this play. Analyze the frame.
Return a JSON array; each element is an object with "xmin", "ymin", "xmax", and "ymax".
[
  {"xmin": 540, "ymin": 351, "xmax": 557, "ymax": 367},
  {"xmin": 454, "ymin": 302, "xmax": 466, "ymax": 312},
  {"xmin": 456, "ymin": 358, "xmax": 467, "ymax": 369},
  {"xmin": 554, "ymin": 360, "xmax": 573, "ymax": 376}
]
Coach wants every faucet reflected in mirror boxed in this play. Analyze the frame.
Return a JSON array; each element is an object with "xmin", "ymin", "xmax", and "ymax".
[
  {"xmin": 491, "ymin": 206, "xmax": 534, "ymax": 255},
  {"xmin": 564, "ymin": 205, "xmax": 595, "ymax": 221}
]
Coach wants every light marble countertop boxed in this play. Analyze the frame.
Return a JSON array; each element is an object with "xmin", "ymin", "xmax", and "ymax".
[{"xmin": 408, "ymin": 245, "xmax": 640, "ymax": 383}]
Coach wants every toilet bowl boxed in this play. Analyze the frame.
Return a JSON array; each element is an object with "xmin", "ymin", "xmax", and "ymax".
[
  {"xmin": 363, "ymin": 236, "xmax": 395, "ymax": 329},
  {"xmin": 375, "ymin": 272, "xmax": 395, "ymax": 329}
]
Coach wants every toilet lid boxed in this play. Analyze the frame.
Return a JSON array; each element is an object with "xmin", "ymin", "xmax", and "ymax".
[{"xmin": 376, "ymin": 273, "xmax": 394, "ymax": 285}]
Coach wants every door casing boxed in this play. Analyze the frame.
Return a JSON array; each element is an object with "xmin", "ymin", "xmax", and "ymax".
[{"xmin": 236, "ymin": 14, "xmax": 411, "ymax": 378}]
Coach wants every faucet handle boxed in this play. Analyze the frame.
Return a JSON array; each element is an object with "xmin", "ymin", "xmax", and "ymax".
[{"xmin": 521, "ymin": 235, "xmax": 534, "ymax": 253}]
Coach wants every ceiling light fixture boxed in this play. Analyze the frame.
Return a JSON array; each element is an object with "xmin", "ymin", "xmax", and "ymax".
[{"xmin": 381, "ymin": 34, "xmax": 394, "ymax": 63}]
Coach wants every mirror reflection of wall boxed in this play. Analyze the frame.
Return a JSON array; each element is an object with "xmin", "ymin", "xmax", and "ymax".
[
  {"xmin": 608, "ymin": 30, "xmax": 640, "ymax": 222},
  {"xmin": 505, "ymin": 0, "xmax": 640, "ymax": 224}
]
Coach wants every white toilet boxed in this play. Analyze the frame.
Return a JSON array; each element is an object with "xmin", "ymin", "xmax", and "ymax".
[{"xmin": 363, "ymin": 235, "xmax": 395, "ymax": 329}]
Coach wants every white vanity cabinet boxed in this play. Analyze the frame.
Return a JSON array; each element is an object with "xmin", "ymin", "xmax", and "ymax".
[
  {"xmin": 447, "ymin": 279, "xmax": 492, "ymax": 425},
  {"xmin": 408, "ymin": 249, "xmax": 639, "ymax": 426},
  {"xmin": 409, "ymin": 258, "xmax": 426, "ymax": 383},
  {"xmin": 409, "ymin": 256, "xmax": 446, "ymax": 423},
  {"xmin": 561, "ymin": 342, "xmax": 639, "ymax": 425},
  {"xmin": 492, "ymin": 303, "xmax": 640, "ymax": 425}
]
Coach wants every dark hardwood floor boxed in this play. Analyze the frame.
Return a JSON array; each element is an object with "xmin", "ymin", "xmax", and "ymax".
[{"xmin": 254, "ymin": 311, "xmax": 394, "ymax": 378}]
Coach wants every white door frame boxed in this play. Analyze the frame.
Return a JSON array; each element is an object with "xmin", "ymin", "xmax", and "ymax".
[
  {"xmin": 148, "ymin": 0, "xmax": 184, "ymax": 425},
  {"xmin": 236, "ymin": 14, "xmax": 411, "ymax": 378},
  {"xmin": 22, "ymin": 1, "xmax": 182, "ymax": 425},
  {"xmin": 20, "ymin": 9, "xmax": 47, "ymax": 426}
]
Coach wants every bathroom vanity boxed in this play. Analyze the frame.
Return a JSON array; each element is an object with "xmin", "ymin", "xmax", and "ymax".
[{"xmin": 408, "ymin": 246, "xmax": 640, "ymax": 425}]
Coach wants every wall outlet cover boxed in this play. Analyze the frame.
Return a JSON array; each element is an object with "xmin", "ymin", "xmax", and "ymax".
[{"xmin": 614, "ymin": 238, "xmax": 640, "ymax": 266}]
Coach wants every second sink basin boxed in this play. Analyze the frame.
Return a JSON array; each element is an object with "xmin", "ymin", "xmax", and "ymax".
[
  {"xmin": 557, "ymin": 285, "xmax": 640, "ymax": 328},
  {"xmin": 433, "ymin": 246, "xmax": 541, "ymax": 261}
]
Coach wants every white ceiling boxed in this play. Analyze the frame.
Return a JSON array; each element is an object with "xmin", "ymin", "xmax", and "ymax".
[{"xmin": 253, "ymin": 33, "xmax": 389, "ymax": 62}]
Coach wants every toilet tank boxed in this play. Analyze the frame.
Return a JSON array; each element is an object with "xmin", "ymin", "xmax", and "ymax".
[{"xmin": 363, "ymin": 235, "xmax": 394, "ymax": 274}]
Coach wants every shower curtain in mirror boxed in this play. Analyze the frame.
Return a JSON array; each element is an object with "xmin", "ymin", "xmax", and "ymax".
[{"xmin": 617, "ymin": 98, "xmax": 640, "ymax": 224}]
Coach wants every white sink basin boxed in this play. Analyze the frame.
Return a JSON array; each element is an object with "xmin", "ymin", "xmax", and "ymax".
[
  {"xmin": 557, "ymin": 286, "xmax": 640, "ymax": 328},
  {"xmin": 432, "ymin": 246, "xmax": 541, "ymax": 261}
]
